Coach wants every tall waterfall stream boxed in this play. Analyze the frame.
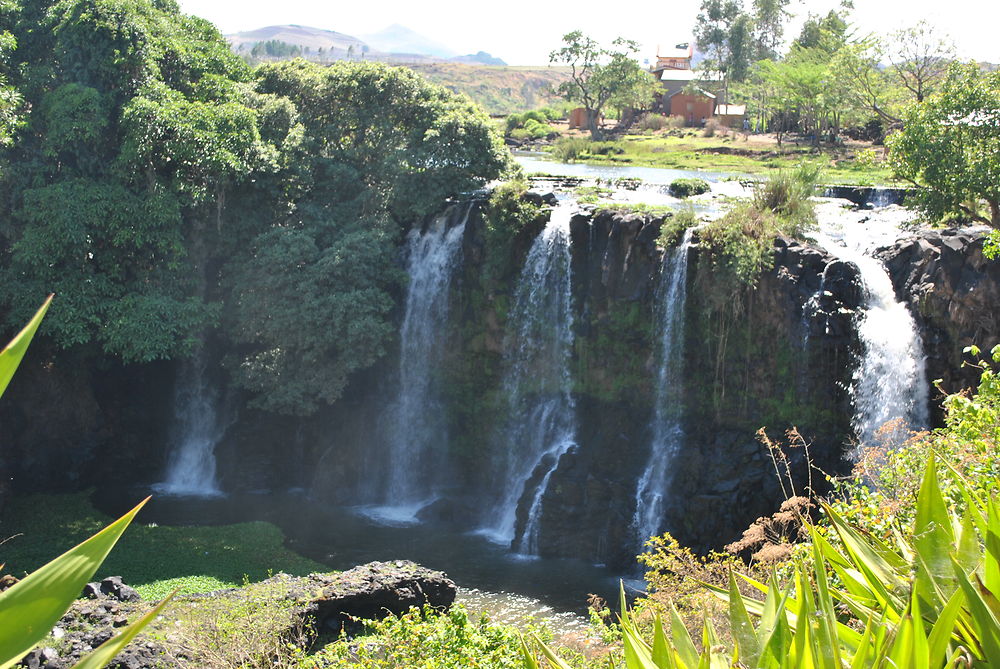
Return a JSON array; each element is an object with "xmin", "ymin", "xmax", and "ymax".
[
  {"xmin": 155, "ymin": 351, "xmax": 228, "ymax": 497},
  {"xmin": 362, "ymin": 204, "xmax": 471, "ymax": 524},
  {"xmin": 812, "ymin": 199, "xmax": 930, "ymax": 446},
  {"xmin": 632, "ymin": 229, "xmax": 693, "ymax": 550},
  {"xmin": 479, "ymin": 202, "xmax": 578, "ymax": 553}
]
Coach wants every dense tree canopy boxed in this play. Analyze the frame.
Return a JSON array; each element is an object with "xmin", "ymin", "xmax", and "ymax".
[
  {"xmin": 0, "ymin": 0, "xmax": 511, "ymax": 412},
  {"xmin": 889, "ymin": 63, "xmax": 1000, "ymax": 228}
]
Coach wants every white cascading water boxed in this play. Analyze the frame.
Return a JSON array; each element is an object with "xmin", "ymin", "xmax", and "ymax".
[
  {"xmin": 156, "ymin": 351, "xmax": 225, "ymax": 496},
  {"xmin": 480, "ymin": 202, "xmax": 577, "ymax": 553},
  {"xmin": 812, "ymin": 199, "xmax": 929, "ymax": 447},
  {"xmin": 368, "ymin": 205, "xmax": 470, "ymax": 524},
  {"xmin": 632, "ymin": 229, "xmax": 692, "ymax": 549}
]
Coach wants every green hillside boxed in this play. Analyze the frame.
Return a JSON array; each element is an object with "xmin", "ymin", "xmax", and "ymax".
[{"xmin": 403, "ymin": 63, "xmax": 571, "ymax": 115}]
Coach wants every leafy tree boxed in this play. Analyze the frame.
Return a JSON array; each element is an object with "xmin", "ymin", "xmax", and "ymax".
[
  {"xmin": 793, "ymin": 8, "xmax": 850, "ymax": 54},
  {"xmin": 0, "ymin": 0, "xmax": 263, "ymax": 361},
  {"xmin": 757, "ymin": 46, "xmax": 846, "ymax": 146},
  {"xmin": 889, "ymin": 63, "xmax": 1000, "ymax": 228},
  {"xmin": 751, "ymin": 0, "xmax": 789, "ymax": 60},
  {"xmin": 222, "ymin": 60, "xmax": 510, "ymax": 413},
  {"xmin": 548, "ymin": 31, "xmax": 655, "ymax": 139}
]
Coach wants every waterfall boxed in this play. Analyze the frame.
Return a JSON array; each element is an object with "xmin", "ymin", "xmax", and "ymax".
[
  {"xmin": 156, "ymin": 351, "xmax": 225, "ymax": 496},
  {"xmin": 480, "ymin": 203, "xmax": 577, "ymax": 553},
  {"xmin": 813, "ymin": 200, "xmax": 929, "ymax": 447},
  {"xmin": 632, "ymin": 229, "xmax": 692, "ymax": 548},
  {"xmin": 369, "ymin": 205, "xmax": 470, "ymax": 523}
]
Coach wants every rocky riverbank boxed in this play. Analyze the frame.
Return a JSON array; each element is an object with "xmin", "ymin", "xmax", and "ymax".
[{"xmin": 19, "ymin": 562, "xmax": 456, "ymax": 669}]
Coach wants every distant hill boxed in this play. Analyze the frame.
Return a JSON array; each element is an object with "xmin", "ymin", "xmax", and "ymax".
[
  {"xmin": 405, "ymin": 63, "xmax": 571, "ymax": 115},
  {"xmin": 226, "ymin": 24, "xmax": 507, "ymax": 67},
  {"xmin": 227, "ymin": 25, "xmax": 366, "ymax": 58},
  {"xmin": 360, "ymin": 24, "xmax": 455, "ymax": 59},
  {"xmin": 451, "ymin": 51, "xmax": 507, "ymax": 66}
]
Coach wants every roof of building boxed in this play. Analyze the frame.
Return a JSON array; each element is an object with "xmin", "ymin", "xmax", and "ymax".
[
  {"xmin": 716, "ymin": 104, "xmax": 747, "ymax": 115},
  {"xmin": 660, "ymin": 69, "xmax": 723, "ymax": 82},
  {"xmin": 668, "ymin": 87, "xmax": 716, "ymax": 99}
]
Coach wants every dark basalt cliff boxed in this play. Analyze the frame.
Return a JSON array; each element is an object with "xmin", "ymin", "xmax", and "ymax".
[
  {"xmin": 5, "ymin": 197, "xmax": 999, "ymax": 569},
  {"xmin": 878, "ymin": 228, "xmax": 1000, "ymax": 404}
]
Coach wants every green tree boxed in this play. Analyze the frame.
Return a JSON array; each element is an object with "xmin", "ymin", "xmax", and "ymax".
[
  {"xmin": 222, "ymin": 60, "xmax": 511, "ymax": 413},
  {"xmin": 0, "ymin": 0, "xmax": 264, "ymax": 361},
  {"xmin": 548, "ymin": 31, "xmax": 655, "ymax": 139},
  {"xmin": 889, "ymin": 63, "xmax": 1000, "ymax": 228},
  {"xmin": 751, "ymin": 0, "xmax": 790, "ymax": 60}
]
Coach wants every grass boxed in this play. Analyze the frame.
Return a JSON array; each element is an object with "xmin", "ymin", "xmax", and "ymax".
[
  {"xmin": 542, "ymin": 131, "xmax": 897, "ymax": 185},
  {"xmin": 0, "ymin": 492, "xmax": 327, "ymax": 599}
]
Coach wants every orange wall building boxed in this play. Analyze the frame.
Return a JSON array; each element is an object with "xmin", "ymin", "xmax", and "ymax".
[{"xmin": 668, "ymin": 92, "xmax": 715, "ymax": 126}]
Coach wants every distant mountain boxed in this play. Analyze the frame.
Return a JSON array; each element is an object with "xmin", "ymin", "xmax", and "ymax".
[
  {"xmin": 360, "ymin": 24, "xmax": 456, "ymax": 59},
  {"xmin": 226, "ymin": 24, "xmax": 509, "ymax": 68},
  {"xmin": 226, "ymin": 24, "xmax": 367, "ymax": 57},
  {"xmin": 451, "ymin": 51, "xmax": 506, "ymax": 66}
]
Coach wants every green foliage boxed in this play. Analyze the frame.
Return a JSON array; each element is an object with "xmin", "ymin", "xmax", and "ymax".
[
  {"xmin": 482, "ymin": 177, "xmax": 543, "ymax": 283},
  {"xmin": 304, "ymin": 605, "xmax": 529, "ymax": 668},
  {"xmin": 889, "ymin": 62, "xmax": 1000, "ymax": 228},
  {"xmin": 509, "ymin": 114, "xmax": 558, "ymax": 141},
  {"xmin": 225, "ymin": 224, "xmax": 398, "ymax": 415},
  {"xmin": 534, "ymin": 452, "xmax": 1000, "ymax": 668},
  {"xmin": 695, "ymin": 165, "xmax": 818, "ymax": 317},
  {"xmin": 0, "ymin": 0, "xmax": 257, "ymax": 360},
  {"xmin": 667, "ymin": 178, "xmax": 710, "ymax": 199},
  {"xmin": 656, "ymin": 209, "xmax": 698, "ymax": 248},
  {"xmin": 572, "ymin": 186, "xmax": 612, "ymax": 204},
  {"xmin": 1, "ymin": 492, "xmax": 326, "ymax": 599}
]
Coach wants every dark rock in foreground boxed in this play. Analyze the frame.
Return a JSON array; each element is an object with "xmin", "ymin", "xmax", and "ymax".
[{"xmin": 19, "ymin": 561, "xmax": 457, "ymax": 668}]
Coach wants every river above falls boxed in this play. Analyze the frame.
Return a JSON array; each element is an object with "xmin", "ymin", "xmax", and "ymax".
[{"xmin": 92, "ymin": 486, "xmax": 627, "ymax": 630}]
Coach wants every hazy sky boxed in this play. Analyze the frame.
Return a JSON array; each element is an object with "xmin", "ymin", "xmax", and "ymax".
[{"xmin": 178, "ymin": 0, "xmax": 998, "ymax": 65}]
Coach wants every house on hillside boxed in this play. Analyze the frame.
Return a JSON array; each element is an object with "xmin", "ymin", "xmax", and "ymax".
[{"xmin": 650, "ymin": 42, "xmax": 727, "ymax": 126}]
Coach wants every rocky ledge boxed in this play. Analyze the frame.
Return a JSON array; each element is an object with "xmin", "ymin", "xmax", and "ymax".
[
  {"xmin": 877, "ymin": 227, "xmax": 1000, "ymax": 402},
  {"xmin": 19, "ymin": 561, "xmax": 456, "ymax": 669}
]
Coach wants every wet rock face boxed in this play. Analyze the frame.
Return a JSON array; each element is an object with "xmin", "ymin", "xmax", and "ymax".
[{"xmin": 878, "ymin": 229, "xmax": 1000, "ymax": 403}]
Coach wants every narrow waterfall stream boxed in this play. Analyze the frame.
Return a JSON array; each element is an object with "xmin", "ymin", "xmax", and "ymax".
[
  {"xmin": 632, "ymin": 229, "xmax": 692, "ymax": 548},
  {"xmin": 366, "ymin": 205, "xmax": 470, "ymax": 524},
  {"xmin": 813, "ymin": 200, "xmax": 930, "ymax": 446},
  {"xmin": 480, "ymin": 202, "xmax": 577, "ymax": 553},
  {"xmin": 156, "ymin": 351, "xmax": 226, "ymax": 496}
]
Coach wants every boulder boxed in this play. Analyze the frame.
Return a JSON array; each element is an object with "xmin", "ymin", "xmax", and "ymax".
[{"xmin": 303, "ymin": 561, "xmax": 457, "ymax": 633}]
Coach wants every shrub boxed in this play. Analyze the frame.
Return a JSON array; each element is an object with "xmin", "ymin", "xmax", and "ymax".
[
  {"xmin": 702, "ymin": 117, "xmax": 726, "ymax": 137},
  {"xmin": 667, "ymin": 178, "xmax": 710, "ymax": 198},
  {"xmin": 552, "ymin": 137, "xmax": 589, "ymax": 162},
  {"xmin": 666, "ymin": 114, "xmax": 686, "ymax": 129},
  {"xmin": 636, "ymin": 114, "xmax": 669, "ymax": 131},
  {"xmin": 656, "ymin": 209, "xmax": 698, "ymax": 248},
  {"xmin": 506, "ymin": 109, "xmax": 560, "ymax": 137},
  {"xmin": 751, "ymin": 162, "xmax": 821, "ymax": 236}
]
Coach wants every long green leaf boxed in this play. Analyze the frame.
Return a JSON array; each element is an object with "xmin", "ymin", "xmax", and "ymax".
[
  {"xmin": 0, "ymin": 497, "xmax": 149, "ymax": 669},
  {"xmin": 727, "ymin": 570, "xmax": 760, "ymax": 666},
  {"xmin": 0, "ymin": 295, "xmax": 52, "ymax": 399},
  {"xmin": 913, "ymin": 458, "xmax": 956, "ymax": 614},
  {"xmin": 530, "ymin": 634, "xmax": 576, "ymax": 669},
  {"xmin": 71, "ymin": 593, "xmax": 174, "ymax": 669}
]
